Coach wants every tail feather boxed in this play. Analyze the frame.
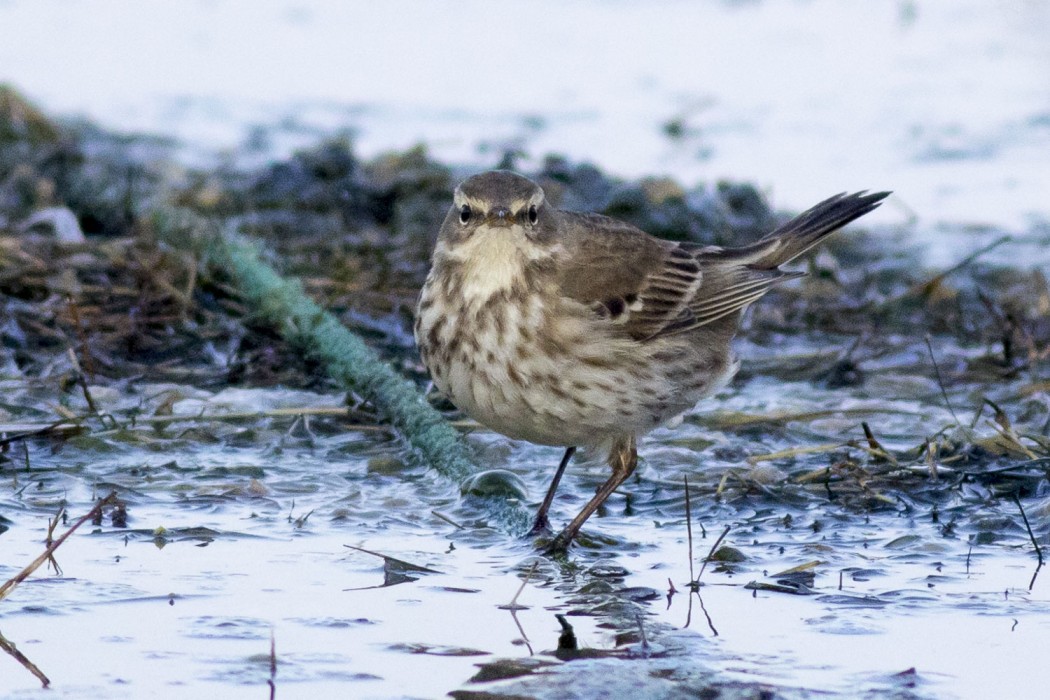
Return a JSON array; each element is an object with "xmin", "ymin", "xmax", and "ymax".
[
  {"xmin": 750, "ymin": 190, "xmax": 891, "ymax": 268},
  {"xmin": 670, "ymin": 190, "xmax": 889, "ymax": 335}
]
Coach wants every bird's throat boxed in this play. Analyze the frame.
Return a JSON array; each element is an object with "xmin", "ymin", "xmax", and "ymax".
[{"xmin": 447, "ymin": 226, "xmax": 535, "ymax": 303}]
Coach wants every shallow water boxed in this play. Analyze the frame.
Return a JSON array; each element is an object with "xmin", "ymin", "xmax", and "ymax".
[{"xmin": 2, "ymin": 346, "xmax": 1048, "ymax": 698}]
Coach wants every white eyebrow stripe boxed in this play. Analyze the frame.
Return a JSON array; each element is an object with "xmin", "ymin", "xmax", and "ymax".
[{"xmin": 452, "ymin": 188, "xmax": 545, "ymax": 214}]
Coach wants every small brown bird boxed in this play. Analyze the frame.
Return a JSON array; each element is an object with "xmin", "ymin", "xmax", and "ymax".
[{"xmin": 415, "ymin": 170, "xmax": 888, "ymax": 551}]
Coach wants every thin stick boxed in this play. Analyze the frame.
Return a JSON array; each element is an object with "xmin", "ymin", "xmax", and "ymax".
[
  {"xmin": 924, "ymin": 235, "xmax": 1012, "ymax": 287},
  {"xmin": 431, "ymin": 510, "xmax": 466, "ymax": 530},
  {"xmin": 0, "ymin": 419, "xmax": 81, "ymax": 449},
  {"xmin": 66, "ymin": 347, "xmax": 99, "ymax": 416},
  {"xmin": 1013, "ymin": 495, "xmax": 1044, "ymax": 566},
  {"xmin": 0, "ymin": 630, "xmax": 50, "ymax": 687},
  {"xmin": 1029, "ymin": 562, "xmax": 1042, "ymax": 592},
  {"xmin": 634, "ymin": 612, "xmax": 649, "ymax": 652},
  {"xmin": 879, "ymin": 235, "xmax": 1012, "ymax": 308},
  {"xmin": 503, "ymin": 560, "xmax": 539, "ymax": 611},
  {"xmin": 697, "ymin": 591, "xmax": 719, "ymax": 637},
  {"xmin": 1, "ymin": 408, "xmax": 391, "ymax": 445},
  {"xmin": 45, "ymin": 504, "xmax": 66, "ymax": 576},
  {"xmin": 925, "ymin": 335, "xmax": 960, "ymax": 425},
  {"xmin": 508, "ymin": 609, "xmax": 534, "ymax": 655},
  {"xmin": 0, "ymin": 492, "xmax": 117, "ymax": 602},
  {"xmin": 684, "ymin": 475, "xmax": 695, "ymax": 582},
  {"xmin": 268, "ymin": 628, "xmax": 276, "ymax": 700},
  {"xmin": 748, "ymin": 443, "xmax": 843, "ymax": 465},
  {"xmin": 695, "ymin": 525, "xmax": 731, "ymax": 582}
]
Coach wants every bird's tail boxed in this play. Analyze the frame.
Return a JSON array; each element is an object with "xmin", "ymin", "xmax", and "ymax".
[
  {"xmin": 747, "ymin": 192, "xmax": 886, "ymax": 268},
  {"xmin": 730, "ymin": 190, "xmax": 891, "ymax": 269},
  {"xmin": 677, "ymin": 190, "xmax": 890, "ymax": 332}
]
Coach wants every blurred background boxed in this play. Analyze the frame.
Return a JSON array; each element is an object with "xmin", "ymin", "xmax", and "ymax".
[{"xmin": 2, "ymin": 0, "xmax": 1048, "ymax": 264}]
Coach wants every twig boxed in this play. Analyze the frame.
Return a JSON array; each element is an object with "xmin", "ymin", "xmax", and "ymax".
[
  {"xmin": 1013, "ymin": 495, "xmax": 1044, "ymax": 566},
  {"xmin": 861, "ymin": 422, "xmax": 899, "ymax": 465},
  {"xmin": 0, "ymin": 419, "xmax": 82, "ymax": 449},
  {"xmin": 45, "ymin": 504, "xmax": 66, "ymax": 576},
  {"xmin": 684, "ymin": 475, "xmax": 695, "ymax": 582},
  {"xmin": 925, "ymin": 335, "xmax": 959, "ymax": 425},
  {"xmin": 696, "ymin": 591, "xmax": 719, "ymax": 637},
  {"xmin": 268, "ymin": 628, "xmax": 276, "ymax": 700},
  {"xmin": 431, "ymin": 510, "xmax": 466, "ymax": 530},
  {"xmin": 0, "ymin": 492, "xmax": 117, "ymax": 602},
  {"xmin": 508, "ymin": 608, "xmax": 534, "ymax": 655},
  {"xmin": 634, "ymin": 612, "xmax": 650, "ymax": 652},
  {"xmin": 0, "ymin": 630, "xmax": 50, "ymax": 687},
  {"xmin": 695, "ymin": 525, "xmax": 731, "ymax": 583},
  {"xmin": 929, "ymin": 235, "xmax": 1012, "ymax": 283},
  {"xmin": 501, "ymin": 560, "xmax": 538, "ymax": 611},
  {"xmin": 879, "ymin": 235, "xmax": 1012, "ymax": 308},
  {"xmin": 748, "ymin": 443, "xmax": 843, "ymax": 465},
  {"xmin": 66, "ymin": 347, "xmax": 99, "ymax": 416}
]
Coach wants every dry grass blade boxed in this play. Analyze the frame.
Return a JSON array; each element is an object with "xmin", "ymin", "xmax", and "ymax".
[
  {"xmin": 0, "ymin": 630, "xmax": 50, "ymax": 687},
  {"xmin": 925, "ymin": 335, "xmax": 960, "ymax": 426},
  {"xmin": 694, "ymin": 525, "xmax": 731, "ymax": 584},
  {"xmin": 984, "ymin": 420, "xmax": 1039, "ymax": 460},
  {"xmin": 342, "ymin": 545, "xmax": 441, "ymax": 574},
  {"xmin": 500, "ymin": 560, "xmax": 539, "ymax": 611},
  {"xmin": 2, "ymin": 408, "xmax": 391, "ymax": 437},
  {"xmin": 698, "ymin": 407, "xmax": 913, "ymax": 430},
  {"xmin": 1013, "ymin": 495, "xmax": 1045, "ymax": 567},
  {"xmin": 877, "ymin": 234, "xmax": 1012, "ymax": 309},
  {"xmin": 771, "ymin": 560, "xmax": 823, "ymax": 577},
  {"xmin": 0, "ymin": 492, "xmax": 118, "ymax": 602},
  {"xmin": 748, "ymin": 443, "xmax": 843, "ymax": 465},
  {"xmin": 684, "ymin": 475, "xmax": 695, "ymax": 583},
  {"xmin": 0, "ymin": 419, "xmax": 83, "ymax": 448},
  {"xmin": 861, "ymin": 422, "xmax": 899, "ymax": 465}
]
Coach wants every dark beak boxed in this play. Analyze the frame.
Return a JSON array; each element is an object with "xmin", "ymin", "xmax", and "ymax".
[{"xmin": 486, "ymin": 207, "xmax": 513, "ymax": 227}]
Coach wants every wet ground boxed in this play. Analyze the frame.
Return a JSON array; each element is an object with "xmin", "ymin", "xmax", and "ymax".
[
  {"xmin": 1, "ymin": 113, "xmax": 1047, "ymax": 699},
  {"xmin": 2, "ymin": 2, "xmax": 1050, "ymax": 698},
  {"xmin": 1, "ymin": 355, "xmax": 1047, "ymax": 699}
]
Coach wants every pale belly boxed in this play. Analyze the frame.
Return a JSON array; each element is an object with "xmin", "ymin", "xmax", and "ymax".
[{"xmin": 415, "ymin": 283, "xmax": 735, "ymax": 448}]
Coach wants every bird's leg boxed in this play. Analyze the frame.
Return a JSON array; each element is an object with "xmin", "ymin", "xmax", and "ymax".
[
  {"xmin": 530, "ymin": 446, "xmax": 576, "ymax": 535},
  {"xmin": 546, "ymin": 436, "xmax": 637, "ymax": 553}
]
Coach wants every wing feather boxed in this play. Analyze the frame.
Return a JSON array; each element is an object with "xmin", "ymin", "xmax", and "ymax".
[
  {"xmin": 554, "ymin": 189, "xmax": 888, "ymax": 341},
  {"xmin": 556, "ymin": 211, "xmax": 702, "ymax": 340}
]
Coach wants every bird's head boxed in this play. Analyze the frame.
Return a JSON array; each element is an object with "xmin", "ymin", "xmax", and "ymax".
[{"xmin": 437, "ymin": 170, "xmax": 556, "ymax": 250}]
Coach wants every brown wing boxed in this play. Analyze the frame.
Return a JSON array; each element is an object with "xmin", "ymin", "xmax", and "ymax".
[
  {"xmin": 679, "ymin": 258, "xmax": 801, "ymax": 331},
  {"xmin": 556, "ymin": 210, "xmax": 702, "ymax": 340},
  {"xmin": 555, "ymin": 190, "xmax": 889, "ymax": 341}
]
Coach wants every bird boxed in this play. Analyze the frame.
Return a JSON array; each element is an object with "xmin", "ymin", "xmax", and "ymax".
[{"xmin": 414, "ymin": 170, "xmax": 889, "ymax": 551}]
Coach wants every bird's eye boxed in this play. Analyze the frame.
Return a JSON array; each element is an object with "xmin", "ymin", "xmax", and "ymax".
[
  {"xmin": 527, "ymin": 204, "xmax": 539, "ymax": 225},
  {"xmin": 459, "ymin": 204, "xmax": 472, "ymax": 224}
]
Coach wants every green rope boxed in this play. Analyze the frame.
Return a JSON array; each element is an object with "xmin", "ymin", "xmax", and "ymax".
[{"xmin": 152, "ymin": 208, "xmax": 531, "ymax": 535}]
